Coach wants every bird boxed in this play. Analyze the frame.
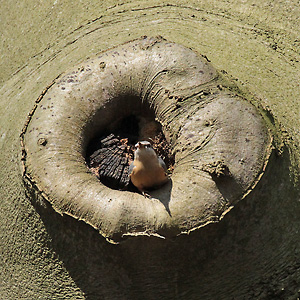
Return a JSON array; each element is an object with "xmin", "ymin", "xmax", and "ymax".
[{"xmin": 129, "ymin": 141, "xmax": 169, "ymax": 196}]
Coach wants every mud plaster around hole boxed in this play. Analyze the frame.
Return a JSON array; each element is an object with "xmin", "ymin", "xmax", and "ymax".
[{"xmin": 20, "ymin": 36, "xmax": 272, "ymax": 243}]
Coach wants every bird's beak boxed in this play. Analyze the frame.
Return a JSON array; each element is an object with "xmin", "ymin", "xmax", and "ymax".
[{"xmin": 135, "ymin": 142, "xmax": 142, "ymax": 149}]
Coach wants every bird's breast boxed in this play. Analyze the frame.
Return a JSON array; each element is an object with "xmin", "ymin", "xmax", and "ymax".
[{"xmin": 130, "ymin": 160, "xmax": 167, "ymax": 190}]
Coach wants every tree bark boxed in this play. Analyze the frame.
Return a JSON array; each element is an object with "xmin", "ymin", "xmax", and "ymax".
[{"xmin": 1, "ymin": 1, "xmax": 299, "ymax": 299}]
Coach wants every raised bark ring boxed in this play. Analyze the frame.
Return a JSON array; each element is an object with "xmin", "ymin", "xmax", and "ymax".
[{"xmin": 21, "ymin": 36, "xmax": 272, "ymax": 243}]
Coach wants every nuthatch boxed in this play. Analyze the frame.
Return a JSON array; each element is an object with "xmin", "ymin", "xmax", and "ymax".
[{"xmin": 129, "ymin": 141, "xmax": 168, "ymax": 195}]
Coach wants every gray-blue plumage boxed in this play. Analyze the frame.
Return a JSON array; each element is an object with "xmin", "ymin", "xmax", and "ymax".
[
  {"xmin": 158, "ymin": 156, "xmax": 167, "ymax": 172},
  {"xmin": 128, "ymin": 161, "xmax": 135, "ymax": 175}
]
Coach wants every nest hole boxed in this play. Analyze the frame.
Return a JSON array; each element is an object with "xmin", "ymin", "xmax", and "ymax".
[{"xmin": 86, "ymin": 109, "xmax": 175, "ymax": 191}]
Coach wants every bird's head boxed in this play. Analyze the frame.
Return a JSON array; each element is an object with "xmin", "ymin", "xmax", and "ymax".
[
  {"xmin": 135, "ymin": 141, "xmax": 152, "ymax": 149},
  {"xmin": 134, "ymin": 141, "xmax": 156, "ymax": 160}
]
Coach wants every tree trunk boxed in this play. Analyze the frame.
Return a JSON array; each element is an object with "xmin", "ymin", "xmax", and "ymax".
[{"xmin": 1, "ymin": 1, "xmax": 299, "ymax": 299}]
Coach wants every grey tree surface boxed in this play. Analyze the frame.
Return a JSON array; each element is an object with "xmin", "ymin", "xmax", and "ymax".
[{"xmin": 1, "ymin": 1, "xmax": 299, "ymax": 299}]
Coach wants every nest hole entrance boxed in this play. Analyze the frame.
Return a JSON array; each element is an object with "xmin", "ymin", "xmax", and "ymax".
[{"xmin": 85, "ymin": 97, "xmax": 174, "ymax": 191}]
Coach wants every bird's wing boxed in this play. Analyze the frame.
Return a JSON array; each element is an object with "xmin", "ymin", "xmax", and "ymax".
[
  {"xmin": 158, "ymin": 157, "xmax": 167, "ymax": 172},
  {"xmin": 128, "ymin": 161, "xmax": 135, "ymax": 175}
]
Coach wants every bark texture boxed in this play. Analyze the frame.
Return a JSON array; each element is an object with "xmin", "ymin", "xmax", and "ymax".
[
  {"xmin": 21, "ymin": 37, "xmax": 271, "ymax": 243},
  {"xmin": 1, "ymin": 1, "xmax": 299, "ymax": 299}
]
